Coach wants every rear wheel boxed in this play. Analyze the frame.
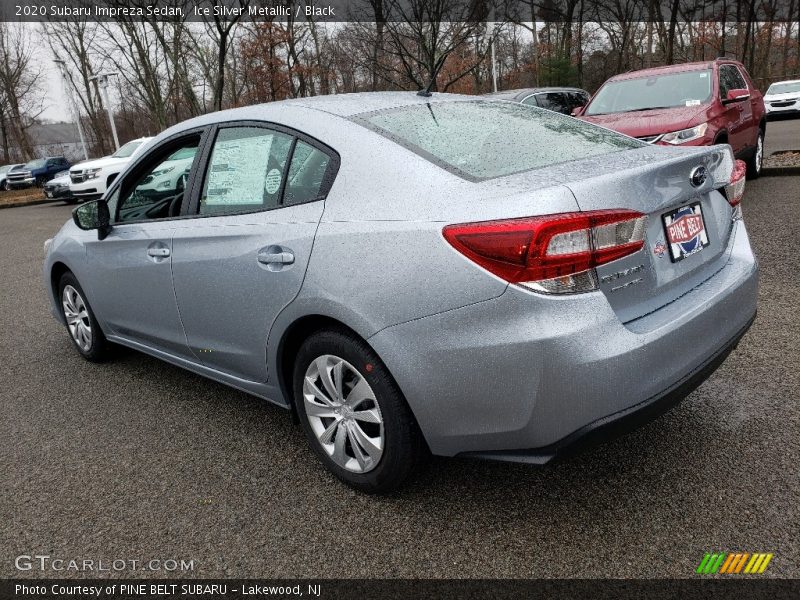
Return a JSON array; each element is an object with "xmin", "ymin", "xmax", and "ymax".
[
  {"xmin": 746, "ymin": 128, "xmax": 764, "ymax": 179},
  {"xmin": 58, "ymin": 272, "xmax": 111, "ymax": 362},
  {"xmin": 293, "ymin": 329, "xmax": 426, "ymax": 493}
]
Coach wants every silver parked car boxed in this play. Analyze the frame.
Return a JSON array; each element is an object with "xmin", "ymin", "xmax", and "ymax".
[{"xmin": 43, "ymin": 93, "xmax": 758, "ymax": 493}]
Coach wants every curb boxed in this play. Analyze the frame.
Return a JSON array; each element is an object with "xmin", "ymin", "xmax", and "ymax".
[
  {"xmin": 762, "ymin": 165, "xmax": 800, "ymax": 176},
  {"xmin": 762, "ymin": 150, "xmax": 800, "ymax": 176},
  {"xmin": 0, "ymin": 198, "xmax": 68, "ymax": 210}
]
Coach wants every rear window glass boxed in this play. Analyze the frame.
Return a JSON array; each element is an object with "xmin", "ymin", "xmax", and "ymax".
[{"xmin": 356, "ymin": 100, "xmax": 641, "ymax": 181}]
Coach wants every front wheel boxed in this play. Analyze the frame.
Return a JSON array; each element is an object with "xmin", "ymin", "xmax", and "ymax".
[
  {"xmin": 1, "ymin": 179, "xmax": 10, "ymax": 191},
  {"xmin": 746, "ymin": 128, "xmax": 764, "ymax": 179},
  {"xmin": 293, "ymin": 329, "xmax": 426, "ymax": 493},
  {"xmin": 58, "ymin": 272, "xmax": 111, "ymax": 362}
]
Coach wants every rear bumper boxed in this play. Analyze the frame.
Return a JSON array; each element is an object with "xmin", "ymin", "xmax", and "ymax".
[
  {"xmin": 367, "ymin": 219, "xmax": 758, "ymax": 458},
  {"xmin": 462, "ymin": 311, "xmax": 754, "ymax": 464}
]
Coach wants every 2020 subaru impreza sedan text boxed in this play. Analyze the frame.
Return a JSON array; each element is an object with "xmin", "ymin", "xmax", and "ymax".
[{"xmin": 43, "ymin": 93, "xmax": 758, "ymax": 493}]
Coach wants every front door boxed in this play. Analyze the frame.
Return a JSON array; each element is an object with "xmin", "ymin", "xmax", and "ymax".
[
  {"xmin": 83, "ymin": 134, "xmax": 204, "ymax": 357},
  {"xmin": 171, "ymin": 125, "xmax": 337, "ymax": 382}
]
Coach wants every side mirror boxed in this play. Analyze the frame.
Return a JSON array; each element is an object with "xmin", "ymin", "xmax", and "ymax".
[
  {"xmin": 72, "ymin": 200, "xmax": 112, "ymax": 240},
  {"xmin": 724, "ymin": 88, "xmax": 750, "ymax": 104},
  {"xmin": 571, "ymin": 105, "xmax": 585, "ymax": 117}
]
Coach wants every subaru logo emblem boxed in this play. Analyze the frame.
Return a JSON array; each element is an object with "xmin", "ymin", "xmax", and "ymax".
[{"xmin": 690, "ymin": 165, "xmax": 707, "ymax": 188}]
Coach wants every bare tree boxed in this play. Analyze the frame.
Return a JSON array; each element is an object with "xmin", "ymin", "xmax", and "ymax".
[
  {"xmin": 41, "ymin": 19, "xmax": 111, "ymax": 155},
  {"xmin": 0, "ymin": 23, "xmax": 44, "ymax": 161}
]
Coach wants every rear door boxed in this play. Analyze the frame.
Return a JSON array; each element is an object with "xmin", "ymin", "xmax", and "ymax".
[{"xmin": 170, "ymin": 123, "xmax": 339, "ymax": 383}]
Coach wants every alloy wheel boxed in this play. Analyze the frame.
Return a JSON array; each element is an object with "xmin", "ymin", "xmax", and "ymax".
[
  {"xmin": 302, "ymin": 354, "xmax": 384, "ymax": 473},
  {"xmin": 62, "ymin": 285, "xmax": 92, "ymax": 351}
]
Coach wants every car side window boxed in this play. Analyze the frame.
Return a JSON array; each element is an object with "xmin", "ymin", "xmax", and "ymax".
[
  {"xmin": 199, "ymin": 126, "xmax": 293, "ymax": 215},
  {"xmin": 533, "ymin": 93, "xmax": 554, "ymax": 111},
  {"xmin": 568, "ymin": 92, "xmax": 589, "ymax": 110},
  {"xmin": 720, "ymin": 65, "xmax": 748, "ymax": 98},
  {"xmin": 283, "ymin": 141, "xmax": 331, "ymax": 206},
  {"xmin": 521, "ymin": 95, "xmax": 539, "ymax": 107},
  {"xmin": 116, "ymin": 138, "xmax": 200, "ymax": 224}
]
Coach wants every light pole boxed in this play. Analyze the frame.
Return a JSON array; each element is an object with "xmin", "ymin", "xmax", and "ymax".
[
  {"xmin": 488, "ymin": 9, "xmax": 498, "ymax": 93},
  {"xmin": 90, "ymin": 72, "xmax": 120, "ymax": 150},
  {"xmin": 53, "ymin": 59, "xmax": 89, "ymax": 161}
]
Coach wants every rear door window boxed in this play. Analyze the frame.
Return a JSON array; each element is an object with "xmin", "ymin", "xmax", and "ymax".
[{"xmin": 199, "ymin": 127, "xmax": 293, "ymax": 215}]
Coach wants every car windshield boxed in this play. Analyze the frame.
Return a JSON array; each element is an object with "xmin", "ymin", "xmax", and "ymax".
[
  {"xmin": 766, "ymin": 81, "xmax": 800, "ymax": 95},
  {"xmin": 112, "ymin": 140, "xmax": 143, "ymax": 158},
  {"xmin": 585, "ymin": 69, "xmax": 713, "ymax": 115},
  {"xmin": 357, "ymin": 100, "xmax": 641, "ymax": 181},
  {"xmin": 25, "ymin": 159, "xmax": 46, "ymax": 169}
]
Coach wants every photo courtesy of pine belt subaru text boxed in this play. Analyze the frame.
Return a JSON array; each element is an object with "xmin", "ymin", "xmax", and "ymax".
[{"xmin": 43, "ymin": 92, "xmax": 758, "ymax": 493}]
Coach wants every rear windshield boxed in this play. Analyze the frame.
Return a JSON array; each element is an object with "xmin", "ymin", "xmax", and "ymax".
[
  {"xmin": 585, "ymin": 69, "xmax": 713, "ymax": 115},
  {"xmin": 356, "ymin": 100, "xmax": 642, "ymax": 181}
]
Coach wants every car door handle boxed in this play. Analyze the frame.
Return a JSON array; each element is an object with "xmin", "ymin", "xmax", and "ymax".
[
  {"xmin": 257, "ymin": 251, "xmax": 294, "ymax": 265},
  {"xmin": 147, "ymin": 247, "xmax": 170, "ymax": 258}
]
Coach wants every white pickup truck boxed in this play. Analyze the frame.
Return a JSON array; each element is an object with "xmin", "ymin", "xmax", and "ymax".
[{"xmin": 69, "ymin": 137, "xmax": 152, "ymax": 202}]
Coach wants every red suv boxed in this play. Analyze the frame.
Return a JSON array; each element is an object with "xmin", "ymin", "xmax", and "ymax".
[{"xmin": 576, "ymin": 59, "xmax": 766, "ymax": 178}]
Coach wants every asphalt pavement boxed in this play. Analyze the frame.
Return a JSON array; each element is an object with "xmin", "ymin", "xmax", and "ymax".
[{"xmin": 1, "ymin": 130, "xmax": 798, "ymax": 578}]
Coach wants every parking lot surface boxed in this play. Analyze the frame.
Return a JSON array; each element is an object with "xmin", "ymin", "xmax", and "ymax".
[{"xmin": 1, "ymin": 138, "xmax": 798, "ymax": 577}]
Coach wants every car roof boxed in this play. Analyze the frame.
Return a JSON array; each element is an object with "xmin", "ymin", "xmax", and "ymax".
[
  {"xmin": 158, "ymin": 91, "xmax": 488, "ymax": 138},
  {"xmin": 608, "ymin": 61, "xmax": 721, "ymax": 82},
  {"xmin": 487, "ymin": 87, "xmax": 589, "ymax": 101},
  {"xmin": 768, "ymin": 79, "xmax": 800, "ymax": 85}
]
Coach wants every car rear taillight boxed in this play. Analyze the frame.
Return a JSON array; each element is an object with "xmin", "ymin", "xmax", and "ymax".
[
  {"xmin": 724, "ymin": 159, "xmax": 747, "ymax": 208},
  {"xmin": 443, "ymin": 210, "xmax": 647, "ymax": 294}
]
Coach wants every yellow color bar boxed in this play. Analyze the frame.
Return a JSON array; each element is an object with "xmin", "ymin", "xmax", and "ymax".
[
  {"xmin": 720, "ymin": 553, "xmax": 736, "ymax": 574},
  {"xmin": 757, "ymin": 554, "xmax": 774, "ymax": 573},
  {"xmin": 750, "ymin": 554, "xmax": 767, "ymax": 573},
  {"xmin": 744, "ymin": 553, "xmax": 762, "ymax": 573}
]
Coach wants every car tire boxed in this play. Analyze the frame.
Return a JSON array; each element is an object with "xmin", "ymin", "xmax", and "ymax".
[
  {"xmin": 58, "ymin": 272, "xmax": 111, "ymax": 362},
  {"xmin": 1, "ymin": 179, "xmax": 9, "ymax": 191},
  {"xmin": 746, "ymin": 128, "xmax": 764, "ymax": 179},
  {"xmin": 293, "ymin": 329, "xmax": 426, "ymax": 494}
]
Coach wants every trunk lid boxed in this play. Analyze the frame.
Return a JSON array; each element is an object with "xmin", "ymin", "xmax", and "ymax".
[{"xmin": 560, "ymin": 144, "xmax": 736, "ymax": 323}]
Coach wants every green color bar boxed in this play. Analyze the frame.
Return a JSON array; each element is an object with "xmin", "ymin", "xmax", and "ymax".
[
  {"xmin": 710, "ymin": 553, "xmax": 727, "ymax": 574},
  {"xmin": 697, "ymin": 554, "xmax": 712, "ymax": 574},
  {"xmin": 705, "ymin": 554, "xmax": 719, "ymax": 574}
]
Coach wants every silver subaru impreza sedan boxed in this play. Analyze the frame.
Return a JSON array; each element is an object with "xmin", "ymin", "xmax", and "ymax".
[{"xmin": 43, "ymin": 92, "xmax": 758, "ymax": 493}]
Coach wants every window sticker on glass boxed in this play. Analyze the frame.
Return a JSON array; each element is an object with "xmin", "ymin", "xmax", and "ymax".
[
  {"xmin": 265, "ymin": 168, "xmax": 282, "ymax": 195},
  {"xmin": 204, "ymin": 132, "xmax": 278, "ymax": 206}
]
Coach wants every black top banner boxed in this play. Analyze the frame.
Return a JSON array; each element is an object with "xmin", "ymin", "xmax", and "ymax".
[{"xmin": 1, "ymin": 0, "xmax": 798, "ymax": 23}]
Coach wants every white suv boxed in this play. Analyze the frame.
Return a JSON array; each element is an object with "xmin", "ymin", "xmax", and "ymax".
[{"xmin": 69, "ymin": 137, "xmax": 152, "ymax": 202}]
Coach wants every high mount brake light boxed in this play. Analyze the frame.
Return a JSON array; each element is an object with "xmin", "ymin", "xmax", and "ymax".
[
  {"xmin": 724, "ymin": 159, "xmax": 747, "ymax": 207},
  {"xmin": 443, "ymin": 210, "xmax": 647, "ymax": 294}
]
